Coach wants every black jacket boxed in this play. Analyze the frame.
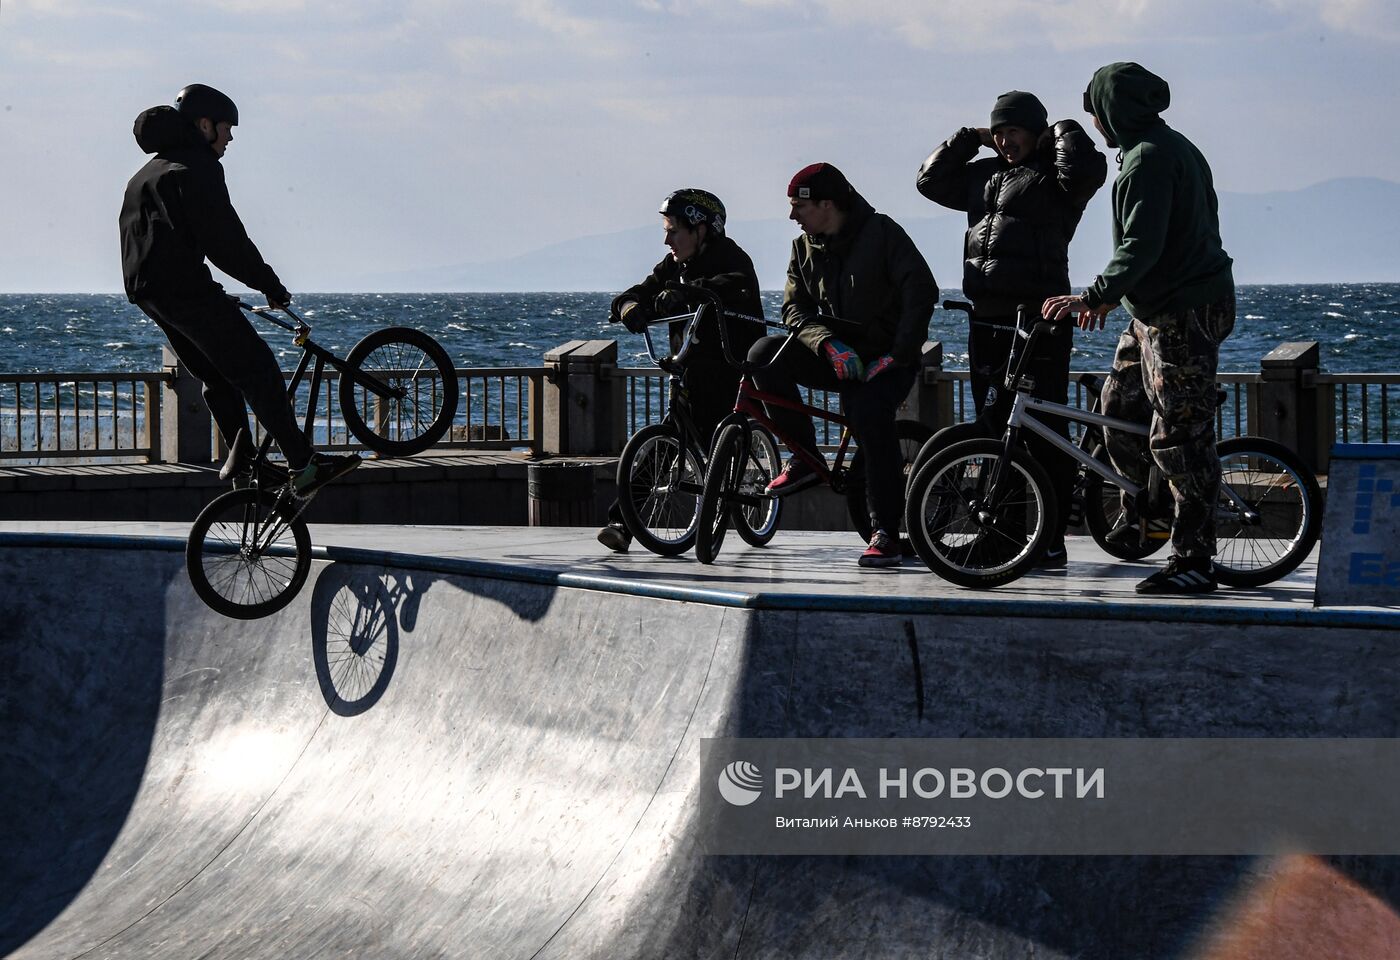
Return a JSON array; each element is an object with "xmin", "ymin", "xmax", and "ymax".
[
  {"xmin": 119, "ymin": 106, "xmax": 288, "ymax": 304},
  {"xmin": 917, "ymin": 121, "xmax": 1106, "ymax": 316},
  {"xmin": 610, "ymin": 234, "xmax": 764, "ymax": 361},
  {"xmin": 782, "ymin": 193, "xmax": 937, "ymax": 367}
]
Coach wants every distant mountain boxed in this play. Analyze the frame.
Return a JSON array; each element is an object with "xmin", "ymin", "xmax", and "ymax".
[{"xmin": 362, "ymin": 177, "xmax": 1400, "ymax": 291}]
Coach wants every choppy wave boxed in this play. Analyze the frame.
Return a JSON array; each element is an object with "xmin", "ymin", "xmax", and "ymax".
[{"xmin": 2, "ymin": 285, "xmax": 1399, "ymax": 375}]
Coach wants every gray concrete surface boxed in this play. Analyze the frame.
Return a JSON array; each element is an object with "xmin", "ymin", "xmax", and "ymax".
[{"xmin": 3, "ymin": 525, "xmax": 1400, "ymax": 959}]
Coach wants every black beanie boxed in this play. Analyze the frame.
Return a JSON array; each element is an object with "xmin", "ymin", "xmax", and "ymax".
[{"xmin": 989, "ymin": 91, "xmax": 1048, "ymax": 134}]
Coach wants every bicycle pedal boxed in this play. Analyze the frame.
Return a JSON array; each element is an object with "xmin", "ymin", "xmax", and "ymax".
[{"xmin": 273, "ymin": 485, "xmax": 315, "ymax": 522}]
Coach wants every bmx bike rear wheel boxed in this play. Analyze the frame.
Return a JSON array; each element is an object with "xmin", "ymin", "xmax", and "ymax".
[{"xmin": 617, "ymin": 422, "xmax": 705, "ymax": 556}]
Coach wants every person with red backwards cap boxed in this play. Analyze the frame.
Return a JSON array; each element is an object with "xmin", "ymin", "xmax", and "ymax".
[{"xmin": 751, "ymin": 163, "xmax": 938, "ymax": 567}]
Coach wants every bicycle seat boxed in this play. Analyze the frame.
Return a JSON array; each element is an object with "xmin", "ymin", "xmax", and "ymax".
[{"xmin": 1078, "ymin": 373, "xmax": 1106, "ymax": 398}]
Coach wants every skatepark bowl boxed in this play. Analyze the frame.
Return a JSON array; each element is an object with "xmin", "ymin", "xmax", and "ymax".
[{"xmin": 4, "ymin": 523, "xmax": 1400, "ymax": 959}]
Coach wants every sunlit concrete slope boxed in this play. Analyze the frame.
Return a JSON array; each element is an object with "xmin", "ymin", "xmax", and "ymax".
[{"xmin": 4, "ymin": 538, "xmax": 1400, "ymax": 959}]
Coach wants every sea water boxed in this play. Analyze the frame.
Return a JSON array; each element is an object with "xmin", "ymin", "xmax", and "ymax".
[
  {"xmin": 1, "ymin": 286, "xmax": 1396, "ymax": 459},
  {"xmin": 1, "ymin": 285, "xmax": 1397, "ymax": 375}
]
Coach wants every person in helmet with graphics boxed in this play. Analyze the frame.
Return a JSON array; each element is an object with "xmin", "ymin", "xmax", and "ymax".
[
  {"xmin": 120, "ymin": 84, "xmax": 358, "ymax": 492},
  {"xmin": 597, "ymin": 189, "xmax": 764, "ymax": 552}
]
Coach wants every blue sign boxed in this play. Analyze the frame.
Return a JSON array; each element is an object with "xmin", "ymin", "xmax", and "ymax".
[{"xmin": 1317, "ymin": 446, "xmax": 1400, "ymax": 607}]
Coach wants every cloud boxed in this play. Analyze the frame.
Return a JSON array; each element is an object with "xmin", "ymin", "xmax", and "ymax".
[
  {"xmin": 2, "ymin": 35, "xmax": 148, "ymax": 69},
  {"xmin": 803, "ymin": 0, "xmax": 1253, "ymax": 49},
  {"xmin": 1267, "ymin": 0, "xmax": 1400, "ymax": 39},
  {"xmin": 668, "ymin": 0, "xmax": 1398, "ymax": 48},
  {"xmin": 5, "ymin": 0, "xmax": 149, "ymax": 21},
  {"xmin": 192, "ymin": 0, "xmax": 310, "ymax": 12},
  {"xmin": 513, "ymin": 0, "xmax": 601, "ymax": 39}
]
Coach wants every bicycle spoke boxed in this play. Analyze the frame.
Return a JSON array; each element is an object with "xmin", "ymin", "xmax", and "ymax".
[{"xmin": 188, "ymin": 487, "xmax": 313, "ymax": 619}]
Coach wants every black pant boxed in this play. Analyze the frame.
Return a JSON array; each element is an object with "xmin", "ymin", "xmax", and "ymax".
[
  {"xmin": 968, "ymin": 319, "xmax": 1075, "ymax": 547},
  {"xmin": 748, "ymin": 335, "xmax": 916, "ymax": 534},
  {"xmin": 136, "ymin": 292, "xmax": 312, "ymax": 467},
  {"xmin": 607, "ymin": 342, "xmax": 746, "ymax": 528}
]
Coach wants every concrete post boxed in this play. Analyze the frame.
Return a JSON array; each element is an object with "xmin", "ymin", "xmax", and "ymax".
[
  {"xmin": 159, "ymin": 345, "xmax": 212, "ymax": 464},
  {"xmin": 541, "ymin": 339, "xmax": 625, "ymax": 456},
  {"xmin": 1258, "ymin": 341, "xmax": 1331, "ymax": 474},
  {"xmin": 899, "ymin": 340, "xmax": 954, "ymax": 432}
]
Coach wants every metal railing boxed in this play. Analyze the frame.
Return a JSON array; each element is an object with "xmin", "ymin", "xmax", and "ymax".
[
  {"xmin": 0, "ymin": 372, "xmax": 168, "ymax": 462},
  {"xmin": 6, "ymin": 358, "xmax": 1400, "ymax": 467},
  {"xmin": 1321, "ymin": 374, "xmax": 1400, "ymax": 444},
  {"xmin": 619, "ymin": 368, "xmax": 1259, "ymax": 445},
  {"xmin": 619, "ymin": 366, "xmax": 851, "ymax": 449},
  {"xmin": 243, "ymin": 366, "xmax": 544, "ymax": 457},
  {"xmin": 621, "ymin": 369, "xmax": 670, "ymax": 436}
]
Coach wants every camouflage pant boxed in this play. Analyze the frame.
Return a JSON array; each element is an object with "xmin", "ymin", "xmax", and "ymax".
[{"xmin": 1100, "ymin": 293, "xmax": 1237, "ymax": 558}]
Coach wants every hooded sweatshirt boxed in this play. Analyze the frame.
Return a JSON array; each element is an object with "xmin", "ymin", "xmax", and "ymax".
[
  {"xmin": 1080, "ymin": 63, "xmax": 1233, "ymax": 318},
  {"xmin": 782, "ymin": 192, "xmax": 938, "ymax": 366},
  {"xmin": 119, "ymin": 106, "xmax": 288, "ymax": 303}
]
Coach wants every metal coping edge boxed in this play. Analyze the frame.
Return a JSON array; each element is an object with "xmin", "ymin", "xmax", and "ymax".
[{"xmin": 3, "ymin": 531, "xmax": 1396, "ymax": 630}]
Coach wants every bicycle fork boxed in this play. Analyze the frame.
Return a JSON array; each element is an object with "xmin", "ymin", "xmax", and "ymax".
[{"xmin": 972, "ymin": 399, "xmax": 1030, "ymax": 528}]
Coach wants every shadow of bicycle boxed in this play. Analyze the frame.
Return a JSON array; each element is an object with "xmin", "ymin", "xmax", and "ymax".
[{"xmin": 309, "ymin": 562, "xmax": 429, "ymax": 717}]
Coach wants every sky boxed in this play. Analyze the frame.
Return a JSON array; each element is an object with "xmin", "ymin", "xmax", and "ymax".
[{"xmin": 2, "ymin": 0, "xmax": 1399, "ymax": 292}]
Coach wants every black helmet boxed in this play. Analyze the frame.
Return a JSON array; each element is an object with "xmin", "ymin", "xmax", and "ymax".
[
  {"xmin": 175, "ymin": 84, "xmax": 239, "ymax": 125},
  {"xmin": 659, "ymin": 189, "xmax": 725, "ymax": 236}
]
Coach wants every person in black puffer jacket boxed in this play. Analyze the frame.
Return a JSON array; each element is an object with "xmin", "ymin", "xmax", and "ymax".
[
  {"xmin": 597, "ymin": 189, "xmax": 764, "ymax": 552},
  {"xmin": 120, "ymin": 84, "xmax": 355, "ymax": 491},
  {"xmin": 917, "ymin": 90, "xmax": 1107, "ymax": 565}
]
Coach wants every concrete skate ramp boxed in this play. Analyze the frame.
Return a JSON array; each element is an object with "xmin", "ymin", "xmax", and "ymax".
[{"xmin": 5, "ymin": 537, "xmax": 1400, "ymax": 959}]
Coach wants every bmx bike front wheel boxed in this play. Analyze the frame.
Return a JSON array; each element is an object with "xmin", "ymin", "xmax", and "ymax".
[
  {"xmin": 186, "ymin": 487, "xmax": 312, "ymax": 620},
  {"xmin": 340, "ymin": 327, "xmax": 458, "ymax": 456}
]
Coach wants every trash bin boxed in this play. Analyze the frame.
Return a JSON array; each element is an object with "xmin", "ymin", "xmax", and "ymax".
[{"xmin": 527, "ymin": 461, "xmax": 597, "ymax": 526}]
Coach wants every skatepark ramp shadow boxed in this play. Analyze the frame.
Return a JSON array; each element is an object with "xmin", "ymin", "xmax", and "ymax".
[{"xmin": 4, "ymin": 537, "xmax": 1400, "ymax": 958}]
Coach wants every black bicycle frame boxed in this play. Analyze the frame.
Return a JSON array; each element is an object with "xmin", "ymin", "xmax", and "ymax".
[{"xmin": 241, "ymin": 302, "xmax": 405, "ymax": 461}]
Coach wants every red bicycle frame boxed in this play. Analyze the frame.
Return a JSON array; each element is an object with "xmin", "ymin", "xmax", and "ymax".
[{"xmin": 729, "ymin": 376, "xmax": 853, "ymax": 481}]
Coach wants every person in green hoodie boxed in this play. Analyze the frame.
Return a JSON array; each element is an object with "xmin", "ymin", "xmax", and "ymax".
[{"xmin": 1043, "ymin": 62, "xmax": 1235, "ymax": 595}]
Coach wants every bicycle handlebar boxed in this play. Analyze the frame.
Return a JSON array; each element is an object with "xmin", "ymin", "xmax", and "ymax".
[
  {"xmin": 944, "ymin": 299, "xmax": 1069, "ymax": 338},
  {"xmin": 234, "ymin": 298, "xmax": 307, "ymax": 335},
  {"xmin": 661, "ymin": 281, "xmax": 864, "ymax": 377}
]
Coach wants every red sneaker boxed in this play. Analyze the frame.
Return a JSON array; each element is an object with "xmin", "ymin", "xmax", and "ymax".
[
  {"xmin": 765, "ymin": 459, "xmax": 820, "ymax": 497},
  {"xmin": 858, "ymin": 529, "xmax": 903, "ymax": 568}
]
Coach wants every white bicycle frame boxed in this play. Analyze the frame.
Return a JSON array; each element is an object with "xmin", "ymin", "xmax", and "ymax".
[
  {"xmin": 1005, "ymin": 384, "xmax": 1258, "ymax": 522},
  {"xmin": 1006, "ymin": 390, "xmax": 1149, "ymax": 499}
]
